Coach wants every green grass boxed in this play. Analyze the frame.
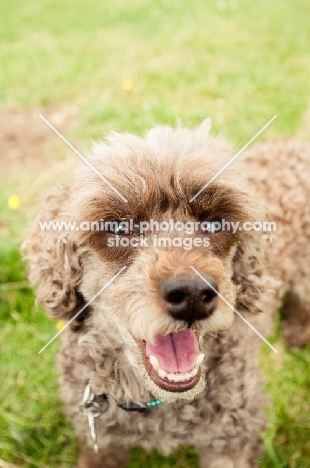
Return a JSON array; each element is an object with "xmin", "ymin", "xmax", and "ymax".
[{"xmin": 0, "ymin": 0, "xmax": 310, "ymax": 466}]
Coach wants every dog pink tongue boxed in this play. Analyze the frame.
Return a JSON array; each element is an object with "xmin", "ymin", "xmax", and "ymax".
[{"xmin": 145, "ymin": 330, "xmax": 199, "ymax": 373}]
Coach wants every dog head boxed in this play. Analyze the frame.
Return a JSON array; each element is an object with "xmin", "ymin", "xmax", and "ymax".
[{"xmin": 25, "ymin": 121, "xmax": 267, "ymax": 402}]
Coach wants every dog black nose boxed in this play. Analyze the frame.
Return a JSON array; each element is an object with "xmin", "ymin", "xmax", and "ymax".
[{"xmin": 159, "ymin": 273, "xmax": 218, "ymax": 325}]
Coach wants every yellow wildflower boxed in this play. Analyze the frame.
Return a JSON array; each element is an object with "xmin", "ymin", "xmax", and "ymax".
[{"xmin": 8, "ymin": 195, "xmax": 21, "ymax": 211}]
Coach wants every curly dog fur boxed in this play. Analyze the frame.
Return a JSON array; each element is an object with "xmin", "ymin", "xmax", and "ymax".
[{"xmin": 23, "ymin": 121, "xmax": 310, "ymax": 467}]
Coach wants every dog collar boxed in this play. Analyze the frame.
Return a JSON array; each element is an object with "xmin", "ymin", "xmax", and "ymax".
[
  {"xmin": 96, "ymin": 393, "xmax": 165, "ymax": 413},
  {"xmin": 80, "ymin": 380, "xmax": 164, "ymax": 416},
  {"xmin": 79, "ymin": 380, "xmax": 165, "ymax": 453}
]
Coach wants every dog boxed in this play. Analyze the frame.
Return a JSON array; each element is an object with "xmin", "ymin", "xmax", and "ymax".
[{"xmin": 23, "ymin": 120, "xmax": 310, "ymax": 467}]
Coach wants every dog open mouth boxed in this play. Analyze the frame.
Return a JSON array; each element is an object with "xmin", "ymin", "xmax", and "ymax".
[{"xmin": 137, "ymin": 329, "xmax": 204, "ymax": 392}]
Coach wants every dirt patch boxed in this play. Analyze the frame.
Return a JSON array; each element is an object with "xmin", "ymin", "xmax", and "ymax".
[
  {"xmin": 0, "ymin": 104, "xmax": 80, "ymax": 179},
  {"xmin": 0, "ymin": 105, "xmax": 83, "ymax": 210}
]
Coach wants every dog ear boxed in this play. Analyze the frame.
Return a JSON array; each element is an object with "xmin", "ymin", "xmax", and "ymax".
[
  {"xmin": 232, "ymin": 231, "xmax": 278, "ymax": 315},
  {"xmin": 22, "ymin": 185, "xmax": 84, "ymax": 320}
]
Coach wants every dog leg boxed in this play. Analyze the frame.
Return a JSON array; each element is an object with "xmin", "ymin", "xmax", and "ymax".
[
  {"xmin": 281, "ymin": 292, "xmax": 310, "ymax": 348},
  {"xmin": 75, "ymin": 446, "xmax": 130, "ymax": 468}
]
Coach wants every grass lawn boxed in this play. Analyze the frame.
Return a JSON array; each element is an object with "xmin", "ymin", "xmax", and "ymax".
[{"xmin": 0, "ymin": 0, "xmax": 309, "ymax": 466}]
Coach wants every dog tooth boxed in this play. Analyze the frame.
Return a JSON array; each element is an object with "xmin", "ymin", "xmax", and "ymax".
[
  {"xmin": 191, "ymin": 368, "xmax": 198, "ymax": 377},
  {"xmin": 149, "ymin": 355, "xmax": 160, "ymax": 370},
  {"xmin": 175, "ymin": 374, "xmax": 185, "ymax": 382},
  {"xmin": 160, "ymin": 369, "xmax": 199, "ymax": 383},
  {"xmin": 173, "ymin": 374, "xmax": 182, "ymax": 382},
  {"xmin": 195, "ymin": 353, "xmax": 205, "ymax": 367},
  {"xmin": 166, "ymin": 373, "xmax": 176, "ymax": 382},
  {"xmin": 186, "ymin": 368, "xmax": 197, "ymax": 379},
  {"xmin": 158, "ymin": 368, "xmax": 167, "ymax": 379}
]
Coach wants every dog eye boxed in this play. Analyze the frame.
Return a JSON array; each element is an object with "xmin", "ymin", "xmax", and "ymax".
[
  {"xmin": 201, "ymin": 217, "xmax": 223, "ymax": 233},
  {"xmin": 106, "ymin": 219, "xmax": 132, "ymax": 235}
]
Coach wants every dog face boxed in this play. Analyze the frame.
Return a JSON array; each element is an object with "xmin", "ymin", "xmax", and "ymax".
[{"xmin": 68, "ymin": 121, "xmax": 258, "ymax": 402}]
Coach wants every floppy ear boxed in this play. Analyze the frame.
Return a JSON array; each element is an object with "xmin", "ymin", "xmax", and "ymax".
[
  {"xmin": 232, "ymin": 231, "xmax": 279, "ymax": 315},
  {"xmin": 22, "ymin": 185, "xmax": 85, "ymax": 320}
]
